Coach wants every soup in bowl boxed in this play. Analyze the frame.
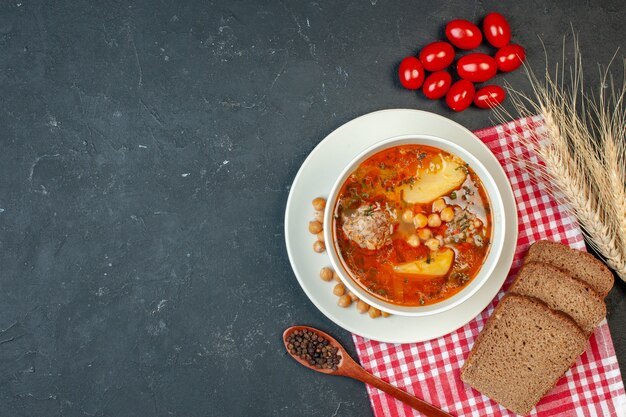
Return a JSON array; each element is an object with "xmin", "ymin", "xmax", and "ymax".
[{"xmin": 324, "ymin": 135, "xmax": 505, "ymax": 316}]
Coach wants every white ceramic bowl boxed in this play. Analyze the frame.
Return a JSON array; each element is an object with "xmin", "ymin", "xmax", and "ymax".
[{"xmin": 323, "ymin": 134, "xmax": 506, "ymax": 317}]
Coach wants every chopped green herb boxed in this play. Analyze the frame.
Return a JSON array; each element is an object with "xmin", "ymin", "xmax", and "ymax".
[
  {"xmin": 452, "ymin": 272, "xmax": 470, "ymax": 284},
  {"xmin": 455, "ymin": 164, "xmax": 469, "ymax": 174}
]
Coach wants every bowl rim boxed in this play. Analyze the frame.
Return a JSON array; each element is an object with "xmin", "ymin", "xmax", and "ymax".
[{"xmin": 323, "ymin": 133, "xmax": 506, "ymax": 317}]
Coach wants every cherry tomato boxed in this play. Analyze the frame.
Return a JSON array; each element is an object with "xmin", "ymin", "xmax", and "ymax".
[
  {"xmin": 398, "ymin": 57, "xmax": 425, "ymax": 90},
  {"xmin": 495, "ymin": 44, "xmax": 526, "ymax": 72},
  {"xmin": 457, "ymin": 53, "xmax": 497, "ymax": 83},
  {"xmin": 445, "ymin": 19, "xmax": 483, "ymax": 50},
  {"xmin": 474, "ymin": 85, "xmax": 506, "ymax": 109},
  {"xmin": 483, "ymin": 12, "xmax": 511, "ymax": 48},
  {"xmin": 446, "ymin": 79, "xmax": 475, "ymax": 112},
  {"xmin": 419, "ymin": 41, "xmax": 455, "ymax": 71},
  {"xmin": 422, "ymin": 71, "xmax": 452, "ymax": 100}
]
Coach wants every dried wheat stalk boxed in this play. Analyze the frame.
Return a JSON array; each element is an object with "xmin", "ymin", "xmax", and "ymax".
[
  {"xmin": 492, "ymin": 34, "xmax": 626, "ymax": 282},
  {"xmin": 593, "ymin": 60, "xmax": 626, "ymax": 260}
]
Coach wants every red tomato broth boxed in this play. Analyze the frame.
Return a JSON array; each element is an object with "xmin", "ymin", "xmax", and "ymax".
[{"xmin": 332, "ymin": 144, "xmax": 492, "ymax": 307}]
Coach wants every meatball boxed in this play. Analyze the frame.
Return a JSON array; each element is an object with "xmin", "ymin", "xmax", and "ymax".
[{"xmin": 342, "ymin": 204, "xmax": 393, "ymax": 250}]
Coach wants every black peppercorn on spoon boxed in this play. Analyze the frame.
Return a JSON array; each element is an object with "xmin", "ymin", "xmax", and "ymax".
[{"xmin": 283, "ymin": 326, "xmax": 454, "ymax": 417}]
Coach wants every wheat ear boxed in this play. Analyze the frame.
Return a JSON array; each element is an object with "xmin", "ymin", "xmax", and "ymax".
[
  {"xmin": 594, "ymin": 58, "xmax": 626, "ymax": 256},
  {"xmin": 491, "ymin": 34, "xmax": 626, "ymax": 282}
]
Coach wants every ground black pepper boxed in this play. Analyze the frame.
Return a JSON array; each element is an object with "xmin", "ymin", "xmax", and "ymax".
[{"xmin": 286, "ymin": 329, "xmax": 341, "ymax": 371}]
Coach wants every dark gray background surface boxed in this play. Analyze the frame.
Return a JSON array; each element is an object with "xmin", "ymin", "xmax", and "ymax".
[{"xmin": 0, "ymin": 1, "xmax": 624, "ymax": 416}]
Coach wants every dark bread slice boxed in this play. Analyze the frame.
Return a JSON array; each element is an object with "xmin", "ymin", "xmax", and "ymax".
[
  {"xmin": 525, "ymin": 240, "xmax": 614, "ymax": 297},
  {"xmin": 461, "ymin": 294, "xmax": 587, "ymax": 415},
  {"xmin": 509, "ymin": 262, "xmax": 606, "ymax": 336}
]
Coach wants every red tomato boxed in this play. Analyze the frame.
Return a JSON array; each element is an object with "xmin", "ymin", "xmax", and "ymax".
[
  {"xmin": 495, "ymin": 44, "xmax": 526, "ymax": 72},
  {"xmin": 419, "ymin": 41, "xmax": 455, "ymax": 71},
  {"xmin": 398, "ymin": 57, "xmax": 425, "ymax": 90},
  {"xmin": 483, "ymin": 12, "xmax": 511, "ymax": 48},
  {"xmin": 457, "ymin": 53, "xmax": 497, "ymax": 82},
  {"xmin": 446, "ymin": 79, "xmax": 475, "ymax": 112},
  {"xmin": 473, "ymin": 85, "xmax": 506, "ymax": 109},
  {"xmin": 445, "ymin": 19, "xmax": 483, "ymax": 50},
  {"xmin": 422, "ymin": 71, "xmax": 452, "ymax": 99}
]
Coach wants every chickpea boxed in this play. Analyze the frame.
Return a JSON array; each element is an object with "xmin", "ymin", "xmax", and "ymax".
[
  {"xmin": 356, "ymin": 300, "xmax": 369, "ymax": 314},
  {"xmin": 427, "ymin": 213, "xmax": 442, "ymax": 228},
  {"xmin": 432, "ymin": 198, "xmax": 446, "ymax": 213},
  {"xmin": 317, "ymin": 231, "xmax": 325, "ymax": 242},
  {"xmin": 314, "ymin": 210, "xmax": 324, "ymax": 223},
  {"xmin": 313, "ymin": 240, "xmax": 325, "ymax": 253},
  {"xmin": 425, "ymin": 238, "xmax": 441, "ymax": 251},
  {"xmin": 413, "ymin": 213, "xmax": 428, "ymax": 229},
  {"xmin": 441, "ymin": 206, "xmax": 455, "ymax": 222},
  {"xmin": 417, "ymin": 228, "xmax": 432, "ymax": 241},
  {"xmin": 320, "ymin": 267, "xmax": 334, "ymax": 282},
  {"xmin": 333, "ymin": 271, "xmax": 341, "ymax": 282},
  {"xmin": 473, "ymin": 218, "xmax": 483, "ymax": 229},
  {"xmin": 402, "ymin": 209, "xmax": 414, "ymax": 223},
  {"xmin": 337, "ymin": 294, "xmax": 352, "ymax": 308},
  {"xmin": 312, "ymin": 197, "xmax": 326, "ymax": 211},
  {"xmin": 381, "ymin": 311, "xmax": 391, "ymax": 318},
  {"xmin": 333, "ymin": 283, "xmax": 346, "ymax": 296},
  {"xmin": 407, "ymin": 234, "xmax": 420, "ymax": 247},
  {"xmin": 347, "ymin": 291, "xmax": 359, "ymax": 302},
  {"xmin": 308, "ymin": 220, "xmax": 323, "ymax": 234},
  {"xmin": 368, "ymin": 306, "xmax": 381, "ymax": 319}
]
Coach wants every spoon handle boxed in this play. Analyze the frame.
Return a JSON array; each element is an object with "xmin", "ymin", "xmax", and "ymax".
[{"xmin": 346, "ymin": 365, "xmax": 453, "ymax": 417}]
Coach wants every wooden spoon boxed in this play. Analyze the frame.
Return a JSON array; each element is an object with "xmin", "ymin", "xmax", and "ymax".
[{"xmin": 283, "ymin": 325, "xmax": 453, "ymax": 417}]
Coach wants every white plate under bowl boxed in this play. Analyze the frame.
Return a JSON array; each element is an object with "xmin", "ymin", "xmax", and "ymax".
[
  {"xmin": 284, "ymin": 109, "xmax": 517, "ymax": 343},
  {"xmin": 323, "ymin": 134, "xmax": 506, "ymax": 317}
]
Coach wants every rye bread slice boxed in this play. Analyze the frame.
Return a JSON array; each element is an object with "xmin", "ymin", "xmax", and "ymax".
[
  {"xmin": 461, "ymin": 294, "xmax": 587, "ymax": 415},
  {"xmin": 509, "ymin": 262, "xmax": 606, "ymax": 336},
  {"xmin": 525, "ymin": 240, "xmax": 614, "ymax": 297}
]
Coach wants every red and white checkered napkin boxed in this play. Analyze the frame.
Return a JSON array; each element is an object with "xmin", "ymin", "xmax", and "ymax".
[{"xmin": 353, "ymin": 116, "xmax": 626, "ymax": 417}]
